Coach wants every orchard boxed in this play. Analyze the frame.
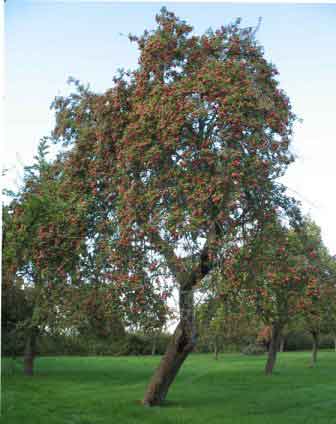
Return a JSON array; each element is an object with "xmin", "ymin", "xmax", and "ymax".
[{"xmin": 3, "ymin": 8, "xmax": 336, "ymax": 421}]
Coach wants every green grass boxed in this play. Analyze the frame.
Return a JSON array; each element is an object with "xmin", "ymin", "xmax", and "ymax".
[{"xmin": 2, "ymin": 351, "xmax": 336, "ymax": 424}]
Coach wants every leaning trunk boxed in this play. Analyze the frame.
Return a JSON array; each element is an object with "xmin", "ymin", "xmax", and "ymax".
[
  {"xmin": 143, "ymin": 286, "xmax": 196, "ymax": 406},
  {"xmin": 265, "ymin": 324, "xmax": 282, "ymax": 375},
  {"xmin": 23, "ymin": 331, "xmax": 37, "ymax": 376},
  {"xmin": 311, "ymin": 332, "xmax": 319, "ymax": 366}
]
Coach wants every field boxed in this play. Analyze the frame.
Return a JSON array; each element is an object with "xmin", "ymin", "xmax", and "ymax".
[{"xmin": 2, "ymin": 351, "xmax": 336, "ymax": 424}]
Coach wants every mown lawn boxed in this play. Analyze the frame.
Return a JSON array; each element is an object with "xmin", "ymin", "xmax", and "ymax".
[{"xmin": 1, "ymin": 351, "xmax": 335, "ymax": 424}]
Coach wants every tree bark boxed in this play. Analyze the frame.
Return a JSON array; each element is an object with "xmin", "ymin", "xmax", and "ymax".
[
  {"xmin": 265, "ymin": 324, "xmax": 282, "ymax": 375},
  {"xmin": 311, "ymin": 331, "xmax": 319, "ymax": 366},
  {"xmin": 143, "ymin": 286, "xmax": 196, "ymax": 406},
  {"xmin": 23, "ymin": 331, "xmax": 37, "ymax": 376}
]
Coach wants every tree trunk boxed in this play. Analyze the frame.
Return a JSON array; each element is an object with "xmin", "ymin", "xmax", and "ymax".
[
  {"xmin": 265, "ymin": 324, "xmax": 282, "ymax": 375},
  {"xmin": 311, "ymin": 332, "xmax": 319, "ymax": 366},
  {"xmin": 214, "ymin": 336, "xmax": 219, "ymax": 360},
  {"xmin": 334, "ymin": 336, "xmax": 336, "ymax": 353},
  {"xmin": 23, "ymin": 331, "xmax": 37, "ymax": 376},
  {"xmin": 151, "ymin": 334, "xmax": 157, "ymax": 356},
  {"xmin": 143, "ymin": 286, "xmax": 196, "ymax": 406},
  {"xmin": 279, "ymin": 336, "xmax": 285, "ymax": 353}
]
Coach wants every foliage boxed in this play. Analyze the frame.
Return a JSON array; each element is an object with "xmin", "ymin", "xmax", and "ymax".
[{"xmin": 50, "ymin": 7, "xmax": 297, "ymax": 321}]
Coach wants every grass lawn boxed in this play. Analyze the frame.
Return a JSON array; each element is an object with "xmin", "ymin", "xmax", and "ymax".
[{"xmin": 1, "ymin": 351, "xmax": 335, "ymax": 424}]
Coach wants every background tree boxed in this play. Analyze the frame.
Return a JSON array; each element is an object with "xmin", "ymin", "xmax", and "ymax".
[
  {"xmin": 228, "ymin": 217, "xmax": 322, "ymax": 375},
  {"xmin": 298, "ymin": 223, "xmax": 336, "ymax": 365},
  {"xmin": 323, "ymin": 255, "xmax": 336, "ymax": 351},
  {"xmin": 2, "ymin": 139, "xmax": 89, "ymax": 375},
  {"xmin": 2, "ymin": 237, "xmax": 33, "ymax": 360},
  {"xmin": 131, "ymin": 289, "xmax": 172, "ymax": 356},
  {"xmin": 196, "ymin": 271, "xmax": 260, "ymax": 359}
]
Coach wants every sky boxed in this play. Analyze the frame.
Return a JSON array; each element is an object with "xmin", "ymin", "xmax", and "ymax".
[{"xmin": 3, "ymin": 1, "xmax": 336, "ymax": 254}]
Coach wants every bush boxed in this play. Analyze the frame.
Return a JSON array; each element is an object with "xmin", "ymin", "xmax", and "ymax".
[
  {"xmin": 285, "ymin": 331, "xmax": 335, "ymax": 351},
  {"xmin": 33, "ymin": 332, "xmax": 171, "ymax": 356},
  {"xmin": 285, "ymin": 331, "xmax": 312, "ymax": 351},
  {"xmin": 318, "ymin": 334, "xmax": 335, "ymax": 349},
  {"xmin": 116, "ymin": 333, "xmax": 170, "ymax": 356}
]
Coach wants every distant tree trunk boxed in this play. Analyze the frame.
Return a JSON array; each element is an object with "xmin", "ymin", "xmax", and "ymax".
[
  {"xmin": 311, "ymin": 331, "xmax": 319, "ymax": 366},
  {"xmin": 265, "ymin": 324, "xmax": 282, "ymax": 375},
  {"xmin": 143, "ymin": 286, "xmax": 196, "ymax": 406},
  {"xmin": 151, "ymin": 333, "xmax": 158, "ymax": 356},
  {"xmin": 334, "ymin": 335, "xmax": 336, "ymax": 352},
  {"xmin": 23, "ymin": 331, "xmax": 37, "ymax": 376},
  {"xmin": 279, "ymin": 336, "xmax": 285, "ymax": 352},
  {"xmin": 214, "ymin": 335, "xmax": 219, "ymax": 360}
]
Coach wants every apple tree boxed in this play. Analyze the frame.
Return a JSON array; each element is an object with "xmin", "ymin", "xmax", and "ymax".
[{"xmin": 51, "ymin": 8, "xmax": 297, "ymax": 404}]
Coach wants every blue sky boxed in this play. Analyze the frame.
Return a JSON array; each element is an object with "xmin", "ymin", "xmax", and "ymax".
[{"xmin": 4, "ymin": 1, "xmax": 336, "ymax": 254}]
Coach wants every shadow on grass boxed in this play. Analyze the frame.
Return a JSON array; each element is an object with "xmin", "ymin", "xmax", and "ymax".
[{"xmin": 134, "ymin": 399, "xmax": 184, "ymax": 408}]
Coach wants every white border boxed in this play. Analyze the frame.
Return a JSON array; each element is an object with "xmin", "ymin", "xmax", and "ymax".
[{"xmin": 0, "ymin": 0, "xmax": 4, "ymax": 411}]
